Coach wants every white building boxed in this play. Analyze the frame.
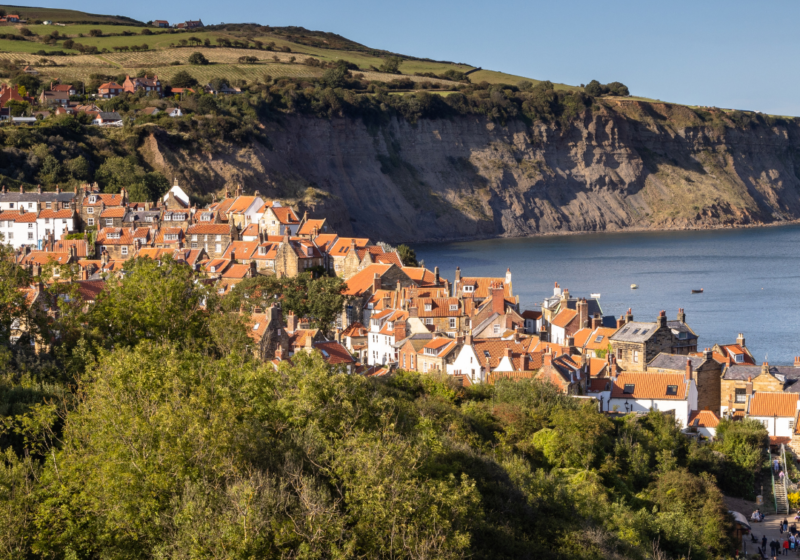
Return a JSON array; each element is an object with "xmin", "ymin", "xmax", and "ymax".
[
  {"xmin": 0, "ymin": 208, "xmax": 77, "ymax": 249},
  {"xmin": 747, "ymin": 392, "xmax": 799, "ymax": 440},
  {"xmin": 446, "ymin": 336, "xmax": 483, "ymax": 383},
  {"xmin": 0, "ymin": 186, "xmax": 76, "ymax": 212},
  {"xmin": 367, "ymin": 309, "xmax": 408, "ymax": 366},
  {"xmin": 607, "ymin": 371, "xmax": 697, "ymax": 428},
  {"xmin": 686, "ymin": 410, "xmax": 720, "ymax": 440}
]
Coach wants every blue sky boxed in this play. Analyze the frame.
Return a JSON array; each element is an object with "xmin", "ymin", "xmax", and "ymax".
[{"xmin": 19, "ymin": 0, "xmax": 800, "ymax": 115}]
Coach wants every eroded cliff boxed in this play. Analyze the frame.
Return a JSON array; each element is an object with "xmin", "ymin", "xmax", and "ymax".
[{"xmin": 140, "ymin": 102, "xmax": 800, "ymax": 243}]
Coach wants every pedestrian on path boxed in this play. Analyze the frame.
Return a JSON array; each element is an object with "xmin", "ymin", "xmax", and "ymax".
[
  {"xmin": 776, "ymin": 458, "xmax": 781, "ymax": 473},
  {"xmin": 782, "ymin": 522, "xmax": 785, "ymax": 535},
  {"xmin": 772, "ymin": 539, "xmax": 779, "ymax": 560},
  {"xmin": 765, "ymin": 535, "xmax": 769, "ymax": 551},
  {"xmin": 783, "ymin": 538, "xmax": 790, "ymax": 555}
]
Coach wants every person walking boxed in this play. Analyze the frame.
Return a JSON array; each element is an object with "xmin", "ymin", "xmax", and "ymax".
[
  {"xmin": 776, "ymin": 458, "xmax": 781, "ymax": 473},
  {"xmin": 765, "ymin": 535, "xmax": 769, "ymax": 552},
  {"xmin": 782, "ymin": 522, "xmax": 785, "ymax": 535},
  {"xmin": 772, "ymin": 539, "xmax": 779, "ymax": 560},
  {"xmin": 783, "ymin": 538, "xmax": 790, "ymax": 555}
]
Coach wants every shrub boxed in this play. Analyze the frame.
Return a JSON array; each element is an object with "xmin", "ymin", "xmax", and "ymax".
[
  {"xmin": 88, "ymin": 29, "xmax": 103, "ymax": 37},
  {"xmin": 18, "ymin": 27, "xmax": 33, "ymax": 37},
  {"xmin": 188, "ymin": 52, "xmax": 209, "ymax": 65}
]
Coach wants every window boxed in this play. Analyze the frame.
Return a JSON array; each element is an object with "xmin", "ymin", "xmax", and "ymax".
[
  {"xmin": 665, "ymin": 385, "xmax": 678, "ymax": 396},
  {"xmin": 27, "ymin": 203, "xmax": 32, "ymax": 209},
  {"xmin": 595, "ymin": 335, "xmax": 604, "ymax": 343},
  {"xmin": 105, "ymin": 219, "xmax": 113, "ymax": 227},
  {"xmin": 463, "ymin": 285, "xmax": 474, "ymax": 293},
  {"xmin": 216, "ymin": 235, "xmax": 222, "ymax": 241},
  {"xmin": 215, "ymin": 244, "xmax": 221, "ymax": 253},
  {"xmin": 734, "ymin": 388, "xmax": 747, "ymax": 403},
  {"xmin": 424, "ymin": 304, "xmax": 432, "ymax": 311},
  {"xmin": 192, "ymin": 235, "xmax": 198, "ymax": 241},
  {"xmin": 121, "ymin": 247, "xmax": 128, "ymax": 255},
  {"xmin": 87, "ymin": 207, "xmax": 94, "ymax": 214},
  {"xmin": 107, "ymin": 232, "xmax": 120, "ymax": 239},
  {"xmin": 63, "ymin": 202, "xmax": 69, "ymax": 209},
  {"xmin": 762, "ymin": 419, "xmax": 769, "ymax": 428},
  {"xmin": 8, "ymin": 203, "xmax": 13, "ymax": 208},
  {"xmin": 493, "ymin": 325, "xmax": 500, "ymax": 334},
  {"xmin": 27, "ymin": 223, "xmax": 33, "ymax": 229},
  {"xmin": 45, "ymin": 202, "xmax": 51, "ymax": 209},
  {"xmin": 27, "ymin": 232, "xmax": 33, "ymax": 240},
  {"xmin": 87, "ymin": 218, "xmax": 94, "ymax": 226},
  {"xmin": 679, "ymin": 332, "xmax": 688, "ymax": 340},
  {"xmin": 191, "ymin": 242, "xmax": 197, "ymax": 248},
  {"xmin": 449, "ymin": 318, "xmax": 457, "ymax": 329},
  {"xmin": 425, "ymin": 318, "xmax": 433, "ymax": 326},
  {"xmin": 623, "ymin": 384, "xmax": 635, "ymax": 394},
  {"xmin": 791, "ymin": 420, "xmax": 796, "ymax": 431},
  {"xmin": 450, "ymin": 304, "xmax": 458, "ymax": 311},
  {"xmin": 633, "ymin": 350, "xmax": 639, "ymax": 363},
  {"xmin": 7, "ymin": 232, "xmax": 11, "ymax": 239},
  {"xmin": 734, "ymin": 353, "xmax": 744, "ymax": 363},
  {"xmin": 201, "ymin": 214, "xmax": 211, "ymax": 221},
  {"xmin": 165, "ymin": 234, "xmax": 178, "ymax": 241},
  {"xmin": 88, "ymin": 196, "xmax": 96, "ymax": 203},
  {"xmin": 632, "ymin": 329, "xmax": 640, "ymax": 335},
  {"xmin": 44, "ymin": 218, "xmax": 50, "ymax": 224}
]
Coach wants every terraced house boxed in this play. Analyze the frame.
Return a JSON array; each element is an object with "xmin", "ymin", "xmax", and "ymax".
[
  {"xmin": 609, "ymin": 309, "xmax": 698, "ymax": 371},
  {"xmin": 185, "ymin": 223, "xmax": 238, "ymax": 258}
]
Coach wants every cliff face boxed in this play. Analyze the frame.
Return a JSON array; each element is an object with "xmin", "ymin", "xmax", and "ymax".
[{"xmin": 142, "ymin": 103, "xmax": 800, "ymax": 243}]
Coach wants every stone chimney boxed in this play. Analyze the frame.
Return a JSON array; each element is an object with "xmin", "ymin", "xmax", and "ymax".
[
  {"xmin": 677, "ymin": 307, "xmax": 686, "ymax": 323},
  {"xmin": 37, "ymin": 184, "xmax": 42, "ymax": 194},
  {"xmin": 434, "ymin": 266, "xmax": 440, "ymax": 286},
  {"xmin": 454, "ymin": 266, "xmax": 461, "ymax": 285},
  {"xmin": 737, "ymin": 333, "xmax": 745, "ymax": 348},
  {"xmin": 286, "ymin": 312, "xmax": 297, "ymax": 333},
  {"xmin": 543, "ymin": 349, "xmax": 553, "ymax": 367},
  {"xmin": 230, "ymin": 249, "xmax": 236, "ymax": 263},
  {"xmin": 794, "ymin": 357, "xmax": 800, "ymax": 368},
  {"xmin": 19, "ymin": 185, "xmax": 24, "ymax": 193},
  {"xmin": 465, "ymin": 331, "xmax": 472, "ymax": 346},
  {"xmin": 591, "ymin": 314, "xmax": 602, "ymax": 330},
  {"xmin": 657, "ymin": 310, "xmax": 666, "ymax": 328},
  {"xmin": 409, "ymin": 305, "xmax": 418, "ymax": 318},
  {"xmin": 394, "ymin": 319, "xmax": 407, "ymax": 341},
  {"xmin": 55, "ymin": 185, "xmax": 60, "ymax": 194},
  {"xmin": 625, "ymin": 308, "xmax": 633, "ymax": 324},
  {"xmin": 304, "ymin": 332, "xmax": 313, "ymax": 350},
  {"xmin": 503, "ymin": 346, "xmax": 512, "ymax": 360},
  {"xmin": 521, "ymin": 352, "xmax": 528, "ymax": 370},
  {"xmin": 81, "ymin": 267, "xmax": 88, "ymax": 281},
  {"xmin": 249, "ymin": 260, "xmax": 256, "ymax": 277},
  {"xmin": 577, "ymin": 298, "xmax": 588, "ymax": 328},
  {"xmin": 685, "ymin": 358, "xmax": 692, "ymax": 382},
  {"xmin": 562, "ymin": 288, "xmax": 570, "ymax": 303},
  {"xmin": 372, "ymin": 272, "xmax": 381, "ymax": 292},
  {"xmin": 617, "ymin": 315, "xmax": 625, "ymax": 329}
]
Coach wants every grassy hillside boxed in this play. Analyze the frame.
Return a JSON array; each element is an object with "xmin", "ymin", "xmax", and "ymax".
[{"xmin": 0, "ymin": 5, "xmax": 142, "ymax": 24}]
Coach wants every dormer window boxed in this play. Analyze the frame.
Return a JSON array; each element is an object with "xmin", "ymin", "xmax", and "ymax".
[
  {"xmin": 107, "ymin": 232, "xmax": 120, "ymax": 239},
  {"xmin": 424, "ymin": 304, "xmax": 432, "ymax": 311},
  {"xmin": 259, "ymin": 246, "xmax": 267, "ymax": 255},
  {"xmin": 145, "ymin": 216, "xmax": 154, "ymax": 222},
  {"xmin": 679, "ymin": 332, "xmax": 688, "ymax": 340},
  {"xmin": 449, "ymin": 304, "xmax": 458, "ymax": 311},
  {"xmin": 88, "ymin": 196, "xmax": 96, "ymax": 203},
  {"xmin": 623, "ymin": 384, "xmax": 635, "ymax": 394},
  {"xmin": 45, "ymin": 202, "xmax": 51, "ymax": 209},
  {"xmin": 165, "ymin": 234, "xmax": 178, "ymax": 241},
  {"xmin": 463, "ymin": 285, "xmax": 474, "ymax": 293},
  {"xmin": 201, "ymin": 214, "xmax": 211, "ymax": 221},
  {"xmin": 210, "ymin": 266, "xmax": 217, "ymax": 272},
  {"xmin": 734, "ymin": 353, "xmax": 744, "ymax": 363}
]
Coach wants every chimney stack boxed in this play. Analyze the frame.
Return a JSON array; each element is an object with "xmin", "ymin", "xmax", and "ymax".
[
  {"xmin": 677, "ymin": 307, "xmax": 686, "ymax": 323},
  {"xmin": 491, "ymin": 282, "xmax": 504, "ymax": 316},
  {"xmin": 393, "ymin": 319, "xmax": 407, "ymax": 342},
  {"xmin": 465, "ymin": 331, "xmax": 472, "ymax": 346},
  {"xmin": 703, "ymin": 347, "xmax": 712, "ymax": 361},
  {"xmin": 521, "ymin": 352, "xmax": 528, "ymax": 370},
  {"xmin": 577, "ymin": 298, "xmax": 588, "ymax": 328},
  {"xmin": 617, "ymin": 315, "xmax": 625, "ymax": 328},
  {"xmin": 372, "ymin": 272, "xmax": 381, "ymax": 292},
  {"xmin": 504, "ymin": 346, "xmax": 512, "ymax": 360},
  {"xmin": 591, "ymin": 314, "xmax": 602, "ymax": 330},
  {"xmin": 544, "ymin": 350, "xmax": 553, "ymax": 367},
  {"xmin": 794, "ymin": 357, "xmax": 800, "ymax": 369},
  {"xmin": 434, "ymin": 266, "xmax": 440, "ymax": 286},
  {"xmin": 454, "ymin": 266, "xmax": 461, "ymax": 285},
  {"xmin": 737, "ymin": 333, "xmax": 746, "ymax": 348},
  {"xmin": 334, "ymin": 328, "xmax": 341, "ymax": 343},
  {"xmin": 626, "ymin": 308, "xmax": 633, "ymax": 324},
  {"xmin": 657, "ymin": 310, "xmax": 666, "ymax": 328},
  {"xmin": 685, "ymin": 358, "xmax": 692, "ymax": 382}
]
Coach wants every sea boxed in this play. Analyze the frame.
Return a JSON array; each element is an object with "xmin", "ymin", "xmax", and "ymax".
[{"xmin": 413, "ymin": 225, "xmax": 800, "ymax": 365}]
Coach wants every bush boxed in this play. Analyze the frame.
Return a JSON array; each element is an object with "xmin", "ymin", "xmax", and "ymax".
[
  {"xmin": 141, "ymin": 28, "xmax": 152, "ymax": 35},
  {"xmin": 584, "ymin": 79, "xmax": 630, "ymax": 97},
  {"xmin": 88, "ymin": 29, "xmax": 103, "ymax": 37},
  {"xmin": 170, "ymin": 70, "xmax": 198, "ymax": 88},
  {"xmin": 18, "ymin": 27, "xmax": 33, "ymax": 37},
  {"xmin": 188, "ymin": 52, "xmax": 209, "ymax": 65}
]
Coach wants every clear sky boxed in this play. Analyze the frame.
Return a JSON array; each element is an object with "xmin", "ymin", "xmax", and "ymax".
[{"xmin": 17, "ymin": 0, "xmax": 800, "ymax": 115}]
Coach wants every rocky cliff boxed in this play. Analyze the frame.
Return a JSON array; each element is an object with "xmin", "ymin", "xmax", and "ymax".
[{"xmin": 141, "ymin": 101, "xmax": 800, "ymax": 243}]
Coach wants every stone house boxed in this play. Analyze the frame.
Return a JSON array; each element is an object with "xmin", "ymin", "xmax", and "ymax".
[
  {"xmin": 77, "ymin": 186, "xmax": 126, "ymax": 229},
  {"xmin": 185, "ymin": 223, "xmax": 238, "ymax": 258},
  {"xmin": 609, "ymin": 310, "xmax": 698, "ymax": 372},
  {"xmin": 95, "ymin": 227, "xmax": 137, "ymax": 260},
  {"xmin": 397, "ymin": 333, "xmax": 434, "ymax": 372},
  {"xmin": 227, "ymin": 195, "xmax": 266, "ymax": 229},
  {"xmin": 161, "ymin": 210, "xmax": 192, "ymax": 231},
  {"xmin": 712, "ymin": 333, "xmax": 756, "ymax": 365},
  {"xmin": 248, "ymin": 303, "xmax": 290, "ymax": 362},
  {"xmin": 154, "ymin": 227, "xmax": 185, "ymax": 249},
  {"xmin": 261, "ymin": 204, "xmax": 300, "ymax": 237},
  {"xmin": 274, "ymin": 231, "xmax": 325, "ymax": 278},
  {"xmin": 411, "ymin": 297, "xmax": 465, "ymax": 335},
  {"xmin": 123, "ymin": 207, "xmax": 161, "ymax": 230},
  {"xmin": 414, "ymin": 337, "xmax": 460, "ymax": 374},
  {"xmin": 535, "ymin": 352, "xmax": 585, "ymax": 395},
  {"xmin": 720, "ymin": 362, "xmax": 800, "ymax": 417},
  {"xmin": 341, "ymin": 264, "xmax": 417, "ymax": 328},
  {"xmin": 647, "ymin": 350, "xmax": 723, "ymax": 415},
  {"xmin": 329, "ymin": 237, "xmax": 372, "ymax": 277}
]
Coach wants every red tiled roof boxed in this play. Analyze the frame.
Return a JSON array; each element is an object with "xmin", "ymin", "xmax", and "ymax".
[
  {"xmin": 342, "ymin": 264, "xmax": 392, "ymax": 296},
  {"xmin": 187, "ymin": 224, "xmax": 232, "ymax": 235},
  {"xmin": 228, "ymin": 196, "xmax": 259, "ymax": 214},
  {"xmin": 98, "ymin": 82, "xmax": 123, "ymax": 90},
  {"xmin": 52, "ymin": 239, "xmax": 87, "ymax": 257},
  {"xmin": 14, "ymin": 212, "xmax": 37, "ymax": 223},
  {"xmin": 221, "ymin": 240, "xmax": 260, "ymax": 260},
  {"xmin": 521, "ymin": 310, "xmax": 542, "ymax": 320},
  {"xmin": 749, "ymin": 392, "xmax": 798, "ymax": 418},
  {"xmin": 587, "ymin": 378, "xmax": 611, "ymax": 393},
  {"xmin": 584, "ymin": 327, "xmax": 617, "ymax": 351},
  {"xmin": 551, "ymin": 308, "xmax": 577, "ymax": 328},
  {"xmin": 460, "ymin": 277, "xmax": 511, "ymax": 299},
  {"xmin": 314, "ymin": 341, "xmax": 355, "ymax": 365},
  {"xmin": 221, "ymin": 264, "xmax": 251, "ymax": 279},
  {"xmin": 38, "ymin": 209, "xmax": 75, "ymax": 219},
  {"xmin": 572, "ymin": 328, "xmax": 592, "ymax": 348},
  {"xmin": 96, "ymin": 227, "xmax": 134, "ymax": 245},
  {"xmin": 329, "ymin": 237, "xmax": 370, "ymax": 256},
  {"xmin": 270, "ymin": 206, "xmax": 299, "ymax": 224},
  {"xmin": 402, "ymin": 267, "xmax": 438, "ymax": 287},
  {"xmin": 313, "ymin": 234, "xmax": 338, "ymax": 252},
  {"xmin": 588, "ymin": 357, "xmax": 608, "ymax": 377},
  {"xmin": 19, "ymin": 251, "xmax": 71, "ymax": 265},
  {"xmin": 688, "ymin": 410, "xmax": 720, "ymax": 428},
  {"xmin": 341, "ymin": 322, "xmax": 368, "ymax": 337},
  {"xmin": 76, "ymin": 279, "xmax": 105, "ymax": 301},
  {"xmin": 83, "ymin": 193, "xmax": 124, "ymax": 206},
  {"xmin": 415, "ymin": 297, "xmax": 460, "ymax": 318},
  {"xmin": 100, "ymin": 207, "xmax": 126, "ymax": 218},
  {"xmin": 241, "ymin": 223, "xmax": 259, "ymax": 237},
  {"xmin": 611, "ymin": 372, "xmax": 688, "ymax": 400},
  {"xmin": 297, "ymin": 219, "xmax": 325, "ymax": 235}
]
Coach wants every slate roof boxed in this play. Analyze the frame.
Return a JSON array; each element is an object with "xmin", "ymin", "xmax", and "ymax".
[
  {"xmin": 0, "ymin": 191, "xmax": 75, "ymax": 203},
  {"xmin": 560, "ymin": 297, "xmax": 603, "ymax": 317},
  {"xmin": 667, "ymin": 320, "xmax": 698, "ymax": 340},
  {"xmin": 648, "ymin": 353, "xmax": 705, "ymax": 372},
  {"xmin": 723, "ymin": 364, "xmax": 800, "ymax": 381},
  {"xmin": 610, "ymin": 321, "xmax": 659, "ymax": 343}
]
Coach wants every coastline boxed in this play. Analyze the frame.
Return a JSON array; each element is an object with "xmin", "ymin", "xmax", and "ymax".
[{"xmin": 404, "ymin": 217, "xmax": 800, "ymax": 246}]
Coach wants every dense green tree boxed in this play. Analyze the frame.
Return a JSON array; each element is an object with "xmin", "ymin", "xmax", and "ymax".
[
  {"xmin": 379, "ymin": 56, "xmax": 403, "ymax": 74},
  {"xmin": 188, "ymin": 52, "xmax": 209, "ymax": 65},
  {"xmin": 169, "ymin": 70, "xmax": 198, "ymax": 88},
  {"xmin": 397, "ymin": 244, "xmax": 418, "ymax": 267}
]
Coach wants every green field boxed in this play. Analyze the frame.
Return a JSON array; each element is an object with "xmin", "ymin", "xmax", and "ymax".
[
  {"xmin": 0, "ymin": 5, "xmax": 141, "ymax": 24},
  {"xmin": 0, "ymin": 11, "xmax": 574, "ymax": 91}
]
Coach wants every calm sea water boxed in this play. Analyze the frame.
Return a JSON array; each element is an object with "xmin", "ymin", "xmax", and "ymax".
[{"xmin": 413, "ymin": 225, "xmax": 800, "ymax": 364}]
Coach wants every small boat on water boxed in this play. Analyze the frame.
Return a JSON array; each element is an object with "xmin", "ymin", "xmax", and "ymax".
[
  {"xmin": 630, "ymin": 284, "xmax": 638, "ymax": 289},
  {"xmin": 590, "ymin": 293, "xmax": 601, "ymax": 298},
  {"xmin": 692, "ymin": 288, "xmax": 704, "ymax": 294}
]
